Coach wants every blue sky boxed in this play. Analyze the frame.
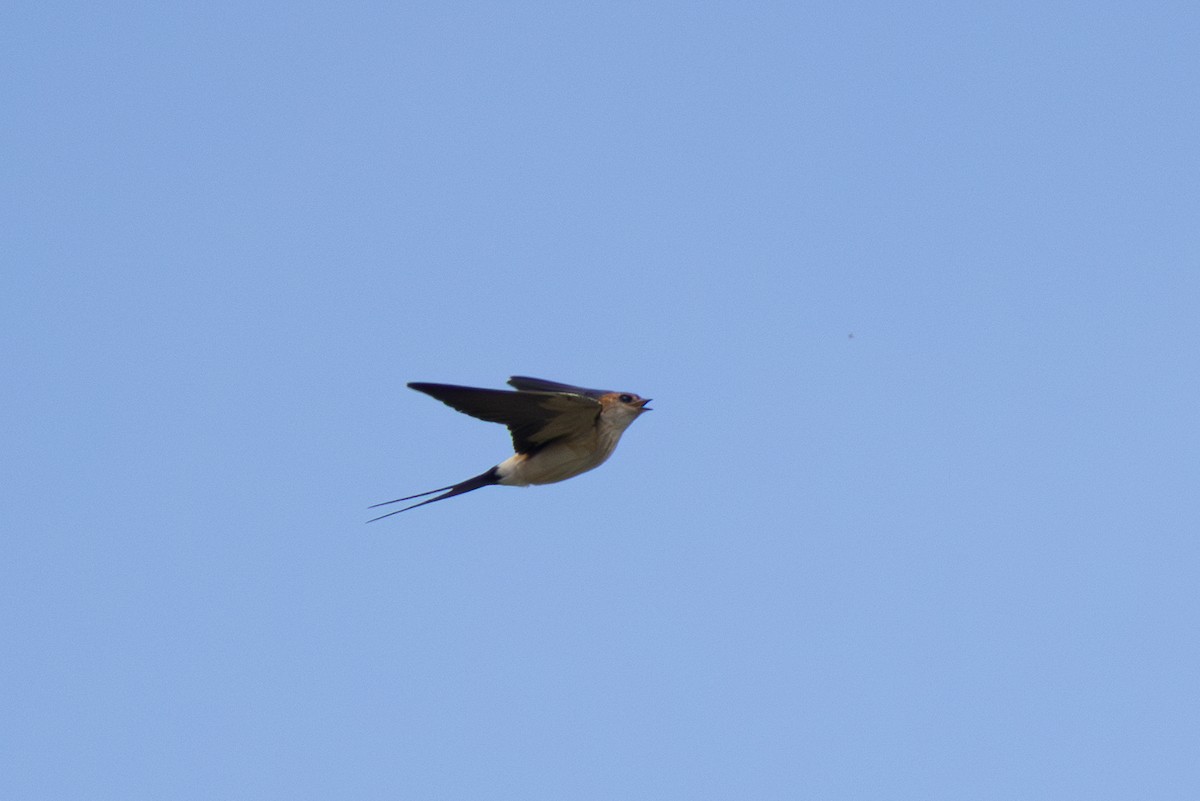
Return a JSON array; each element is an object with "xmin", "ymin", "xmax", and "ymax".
[{"xmin": 4, "ymin": 1, "xmax": 1199, "ymax": 798}]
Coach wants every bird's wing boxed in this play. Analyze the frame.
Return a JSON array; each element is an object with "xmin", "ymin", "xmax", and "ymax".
[
  {"xmin": 506, "ymin": 376, "xmax": 611, "ymax": 399},
  {"xmin": 408, "ymin": 382, "xmax": 601, "ymax": 454}
]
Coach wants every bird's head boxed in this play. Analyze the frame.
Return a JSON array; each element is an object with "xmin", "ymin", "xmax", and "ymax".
[{"xmin": 598, "ymin": 391, "xmax": 652, "ymax": 428}]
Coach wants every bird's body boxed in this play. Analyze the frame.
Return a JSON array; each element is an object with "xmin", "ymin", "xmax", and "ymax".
[{"xmin": 369, "ymin": 376, "xmax": 651, "ymax": 521}]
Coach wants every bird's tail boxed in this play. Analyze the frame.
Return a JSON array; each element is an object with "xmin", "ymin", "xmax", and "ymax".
[{"xmin": 367, "ymin": 467, "xmax": 500, "ymax": 522}]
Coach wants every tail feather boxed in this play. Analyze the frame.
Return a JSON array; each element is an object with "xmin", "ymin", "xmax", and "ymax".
[{"xmin": 367, "ymin": 467, "xmax": 499, "ymax": 523}]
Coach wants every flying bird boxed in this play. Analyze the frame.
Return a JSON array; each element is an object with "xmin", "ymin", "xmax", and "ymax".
[{"xmin": 369, "ymin": 376, "xmax": 652, "ymax": 521}]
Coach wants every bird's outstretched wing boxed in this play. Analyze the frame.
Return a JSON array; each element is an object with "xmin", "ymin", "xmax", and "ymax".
[
  {"xmin": 506, "ymin": 376, "xmax": 611, "ymax": 399},
  {"xmin": 408, "ymin": 382, "xmax": 601, "ymax": 454}
]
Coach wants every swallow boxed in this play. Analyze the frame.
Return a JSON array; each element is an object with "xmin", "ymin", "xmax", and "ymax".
[{"xmin": 368, "ymin": 376, "xmax": 652, "ymax": 521}]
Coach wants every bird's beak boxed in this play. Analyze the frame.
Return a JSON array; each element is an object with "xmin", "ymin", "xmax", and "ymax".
[{"xmin": 638, "ymin": 398, "xmax": 653, "ymax": 411}]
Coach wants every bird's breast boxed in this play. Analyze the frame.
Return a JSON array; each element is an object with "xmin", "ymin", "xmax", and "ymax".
[{"xmin": 496, "ymin": 430, "xmax": 622, "ymax": 486}]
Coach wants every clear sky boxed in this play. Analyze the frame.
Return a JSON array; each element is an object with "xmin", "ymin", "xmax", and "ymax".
[{"xmin": 4, "ymin": 1, "xmax": 1198, "ymax": 799}]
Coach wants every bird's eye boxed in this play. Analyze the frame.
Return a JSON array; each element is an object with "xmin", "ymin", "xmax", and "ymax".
[{"xmin": 619, "ymin": 394, "xmax": 634, "ymax": 403}]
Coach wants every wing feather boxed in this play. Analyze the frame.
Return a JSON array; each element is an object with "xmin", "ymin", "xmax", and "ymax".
[
  {"xmin": 506, "ymin": 376, "xmax": 611, "ymax": 399},
  {"xmin": 408, "ymin": 382, "xmax": 600, "ymax": 454}
]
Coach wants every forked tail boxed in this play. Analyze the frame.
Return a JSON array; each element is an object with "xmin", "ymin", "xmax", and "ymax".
[{"xmin": 367, "ymin": 467, "xmax": 500, "ymax": 522}]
